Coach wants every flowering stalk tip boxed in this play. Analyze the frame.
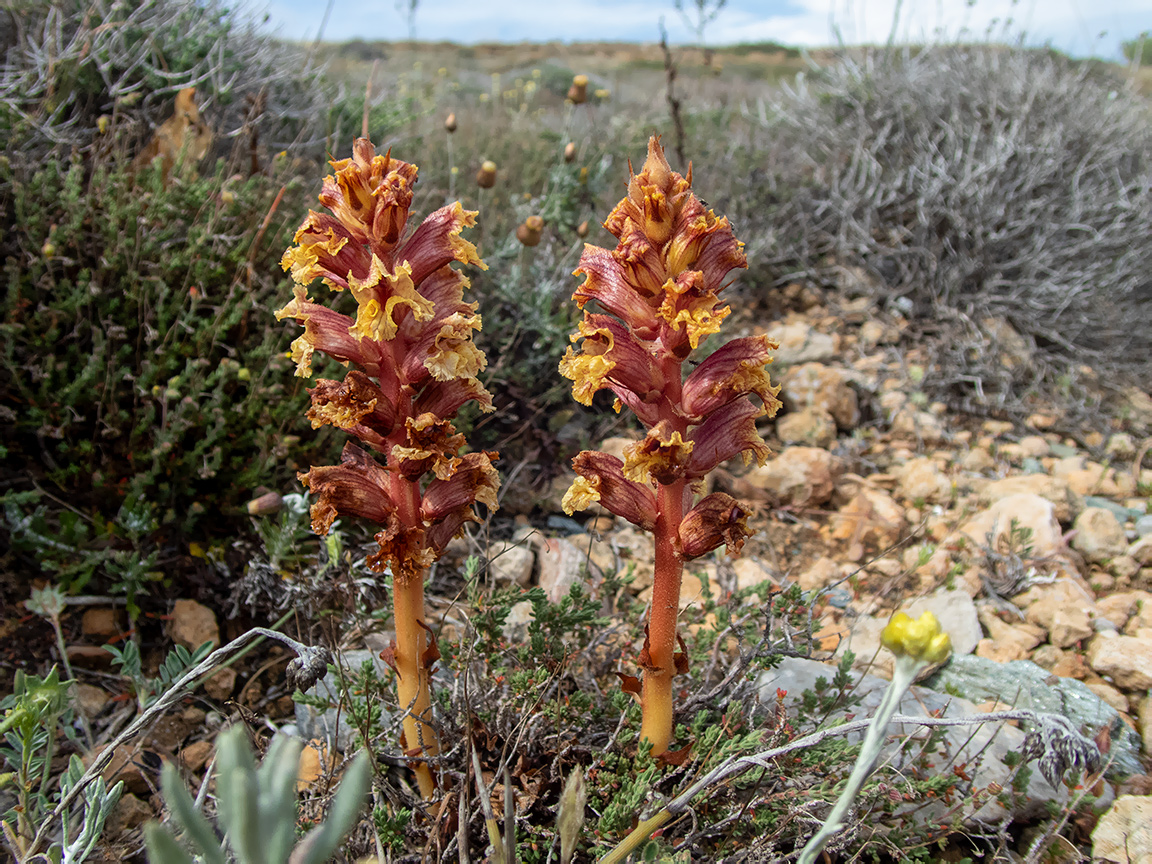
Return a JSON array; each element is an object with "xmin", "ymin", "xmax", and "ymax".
[
  {"xmin": 279, "ymin": 137, "xmax": 497, "ymax": 798},
  {"xmin": 559, "ymin": 135, "xmax": 780, "ymax": 755}
]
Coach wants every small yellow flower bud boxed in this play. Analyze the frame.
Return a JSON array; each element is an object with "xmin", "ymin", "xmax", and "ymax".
[
  {"xmin": 881, "ymin": 611, "xmax": 952, "ymax": 664},
  {"xmin": 567, "ymin": 74, "xmax": 589, "ymax": 104},
  {"xmin": 220, "ymin": 189, "xmax": 235, "ymax": 204},
  {"xmin": 516, "ymin": 215, "xmax": 544, "ymax": 247},
  {"xmin": 444, "ymin": 112, "xmax": 457, "ymax": 133},
  {"xmin": 594, "ymin": 88, "xmax": 610, "ymax": 102},
  {"xmin": 564, "ymin": 142, "xmax": 577, "ymax": 163},
  {"xmin": 476, "ymin": 160, "xmax": 497, "ymax": 189},
  {"xmin": 576, "ymin": 219, "xmax": 589, "ymax": 238},
  {"xmin": 237, "ymin": 367, "xmax": 251, "ymax": 382},
  {"xmin": 97, "ymin": 115, "xmax": 110, "ymax": 134},
  {"xmin": 41, "ymin": 241, "xmax": 55, "ymax": 257}
]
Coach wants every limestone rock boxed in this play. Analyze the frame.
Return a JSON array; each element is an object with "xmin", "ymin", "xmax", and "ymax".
[
  {"xmin": 1015, "ymin": 579, "xmax": 1099, "ymax": 635},
  {"xmin": 1086, "ymin": 632, "xmax": 1152, "ymax": 690},
  {"xmin": 759, "ymin": 657, "xmax": 1067, "ymax": 823},
  {"xmin": 978, "ymin": 474, "xmax": 1078, "ymax": 523},
  {"xmin": 537, "ymin": 536, "xmax": 600, "ymax": 603},
  {"xmin": 1095, "ymin": 590, "xmax": 1152, "ymax": 630},
  {"xmin": 1092, "ymin": 796, "xmax": 1152, "ymax": 864},
  {"xmin": 1052, "ymin": 456, "xmax": 1136, "ymax": 498},
  {"xmin": 487, "ymin": 541, "xmax": 534, "ymax": 587},
  {"xmin": 170, "ymin": 599, "xmax": 219, "ymax": 652},
  {"xmin": 742, "ymin": 446, "xmax": 839, "ymax": 507},
  {"xmin": 958, "ymin": 493, "xmax": 1064, "ymax": 559},
  {"xmin": 890, "ymin": 405, "xmax": 946, "ymax": 444},
  {"xmin": 732, "ymin": 557, "xmax": 777, "ymax": 593},
  {"xmin": 764, "ymin": 321, "xmax": 837, "ymax": 365},
  {"xmin": 81, "ymin": 607, "xmax": 124, "ymax": 639},
  {"xmin": 925, "ymin": 654, "xmax": 1142, "ymax": 777},
  {"xmin": 797, "ymin": 556, "xmax": 843, "ymax": 592},
  {"xmin": 904, "ymin": 588, "xmax": 981, "ymax": 656},
  {"xmin": 961, "ymin": 447, "xmax": 995, "ymax": 473},
  {"xmin": 776, "ymin": 407, "xmax": 837, "ymax": 448},
  {"xmin": 895, "ymin": 457, "xmax": 952, "ymax": 505},
  {"xmin": 1072, "ymin": 507, "xmax": 1128, "ymax": 563},
  {"xmin": 830, "ymin": 488, "xmax": 905, "ymax": 558},
  {"xmin": 780, "ymin": 362, "xmax": 859, "ymax": 429}
]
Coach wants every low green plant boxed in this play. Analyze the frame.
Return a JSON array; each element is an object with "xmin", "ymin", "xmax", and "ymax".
[
  {"xmin": 104, "ymin": 638, "xmax": 216, "ymax": 711},
  {"xmin": 144, "ymin": 724, "xmax": 371, "ymax": 864},
  {"xmin": 0, "ymin": 668, "xmax": 122, "ymax": 863}
]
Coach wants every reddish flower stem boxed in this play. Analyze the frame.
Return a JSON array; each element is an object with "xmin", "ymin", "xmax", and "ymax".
[{"xmin": 641, "ymin": 478, "xmax": 686, "ymax": 755}]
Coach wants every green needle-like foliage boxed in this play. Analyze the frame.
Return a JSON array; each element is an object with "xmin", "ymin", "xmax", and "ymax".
[{"xmin": 144, "ymin": 725, "xmax": 371, "ymax": 864}]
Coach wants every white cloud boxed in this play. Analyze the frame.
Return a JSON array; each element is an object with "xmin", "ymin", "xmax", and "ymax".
[{"xmin": 258, "ymin": 0, "xmax": 1151, "ymax": 59}]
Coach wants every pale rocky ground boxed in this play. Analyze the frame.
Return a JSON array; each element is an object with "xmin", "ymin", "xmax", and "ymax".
[
  {"xmin": 84, "ymin": 289, "xmax": 1152, "ymax": 859},
  {"xmin": 484, "ymin": 289, "xmax": 1152, "ymax": 859}
]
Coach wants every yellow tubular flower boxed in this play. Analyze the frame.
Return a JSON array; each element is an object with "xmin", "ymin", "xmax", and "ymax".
[{"xmin": 881, "ymin": 611, "xmax": 953, "ymax": 665}]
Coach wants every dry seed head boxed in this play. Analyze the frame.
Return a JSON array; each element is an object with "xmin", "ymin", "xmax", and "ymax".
[
  {"xmin": 517, "ymin": 215, "xmax": 544, "ymax": 247},
  {"xmin": 476, "ymin": 160, "xmax": 497, "ymax": 188},
  {"xmin": 563, "ymin": 142, "xmax": 577, "ymax": 163},
  {"xmin": 444, "ymin": 112, "xmax": 457, "ymax": 133},
  {"xmin": 567, "ymin": 74, "xmax": 589, "ymax": 104}
]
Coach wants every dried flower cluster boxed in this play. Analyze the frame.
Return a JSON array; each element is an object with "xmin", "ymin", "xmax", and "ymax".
[
  {"xmin": 560, "ymin": 136, "xmax": 781, "ymax": 754},
  {"xmin": 277, "ymin": 138, "xmax": 498, "ymax": 796}
]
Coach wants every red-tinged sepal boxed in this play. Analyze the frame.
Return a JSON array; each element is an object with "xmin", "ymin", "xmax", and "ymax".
[
  {"xmin": 617, "ymin": 672, "xmax": 642, "ymax": 700},
  {"xmin": 622, "ymin": 420, "xmax": 694, "ymax": 485},
  {"xmin": 573, "ymin": 245, "xmax": 660, "ymax": 332},
  {"xmin": 399, "ymin": 201, "xmax": 486, "ymax": 284},
  {"xmin": 685, "ymin": 397, "xmax": 771, "ymax": 479},
  {"xmin": 391, "ymin": 414, "xmax": 466, "ymax": 481},
  {"xmin": 559, "ymin": 314, "xmax": 663, "ymax": 407},
  {"xmin": 414, "ymin": 377, "xmax": 494, "ymax": 418},
  {"xmin": 417, "ymin": 619, "xmax": 441, "ymax": 670},
  {"xmin": 320, "ymin": 138, "xmax": 417, "ymax": 249},
  {"xmin": 368, "ymin": 513, "xmax": 434, "ymax": 580},
  {"xmin": 420, "ymin": 451, "xmax": 501, "ymax": 522},
  {"xmin": 280, "ymin": 211, "xmax": 371, "ymax": 291},
  {"xmin": 306, "ymin": 370, "xmax": 398, "ymax": 440},
  {"xmin": 298, "ymin": 442, "xmax": 396, "ymax": 535},
  {"xmin": 681, "ymin": 335, "xmax": 782, "ymax": 419},
  {"xmin": 679, "ymin": 492, "xmax": 752, "ymax": 559},
  {"xmin": 275, "ymin": 285, "xmax": 383, "ymax": 378},
  {"xmin": 561, "ymin": 451, "xmax": 658, "ymax": 532},
  {"xmin": 673, "ymin": 634, "xmax": 690, "ymax": 674}
]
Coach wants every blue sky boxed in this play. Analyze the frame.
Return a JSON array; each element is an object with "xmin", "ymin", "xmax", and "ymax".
[{"xmin": 258, "ymin": 0, "xmax": 1150, "ymax": 61}]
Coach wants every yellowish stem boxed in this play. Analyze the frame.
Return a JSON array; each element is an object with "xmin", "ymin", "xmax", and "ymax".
[
  {"xmin": 639, "ymin": 480, "xmax": 685, "ymax": 755},
  {"xmin": 393, "ymin": 570, "xmax": 438, "ymax": 798}
]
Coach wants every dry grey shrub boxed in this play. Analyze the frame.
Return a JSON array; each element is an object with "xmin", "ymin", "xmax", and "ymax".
[
  {"xmin": 747, "ymin": 46, "xmax": 1152, "ymax": 419},
  {"xmin": 0, "ymin": 0, "xmax": 333, "ymax": 161}
]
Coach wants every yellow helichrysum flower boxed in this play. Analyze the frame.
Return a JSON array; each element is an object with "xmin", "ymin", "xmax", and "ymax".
[{"xmin": 881, "ymin": 611, "xmax": 952, "ymax": 664}]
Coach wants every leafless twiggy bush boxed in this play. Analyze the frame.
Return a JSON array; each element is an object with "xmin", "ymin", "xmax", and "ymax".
[
  {"xmin": 748, "ymin": 46, "xmax": 1152, "ymax": 420},
  {"xmin": 0, "ymin": 0, "xmax": 333, "ymax": 161}
]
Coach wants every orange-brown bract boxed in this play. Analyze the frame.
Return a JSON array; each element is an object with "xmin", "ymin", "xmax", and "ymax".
[
  {"xmin": 560, "ymin": 136, "xmax": 781, "ymax": 755},
  {"xmin": 278, "ymin": 138, "xmax": 498, "ymax": 797}
]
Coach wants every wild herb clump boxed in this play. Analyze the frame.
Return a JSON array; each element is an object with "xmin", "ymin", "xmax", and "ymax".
[
  {"xmin": 749, "ymin": 45, "xmax": 1152, "ymax": 420},
  {"xmin": 0, "ymin": 0, "xmax": 332, "ymax": 161}
]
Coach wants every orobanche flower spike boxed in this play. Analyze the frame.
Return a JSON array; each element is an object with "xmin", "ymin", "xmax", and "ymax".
[
  {"xmin": 560, "ymin": 136, "xmax": 781, "ymax": 755},
  {"xmin": 278, "ymin": 138, "xmax": 498, "ymax": 798}
]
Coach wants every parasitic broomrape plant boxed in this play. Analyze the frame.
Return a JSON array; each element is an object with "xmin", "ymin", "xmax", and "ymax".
[
  {"xmin": 278, "ymin": 138, "xmax": 498, "ymax": 797},
  {"xmin": 560, "ymin": 136, "xmax": 781, "ymax": 755}
]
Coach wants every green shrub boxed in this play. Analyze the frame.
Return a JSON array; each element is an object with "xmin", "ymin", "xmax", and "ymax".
[{"xmin": 0, "ymin": 154, "xmax": 341, "ymax": 593}]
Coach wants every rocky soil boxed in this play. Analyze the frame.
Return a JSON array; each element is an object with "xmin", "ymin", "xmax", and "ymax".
[{"xmin": 54, "ymin": 289, "xmax": 1152, "ymax": 861}]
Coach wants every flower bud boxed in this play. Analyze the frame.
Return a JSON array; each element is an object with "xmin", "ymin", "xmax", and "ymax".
[
  {"xmin": 247, "ymin": 491, "xmax": 284, "ymax": 516},
  {"xmin": 576, "ymin": 219, "xmax": 589, "ymax": 238},
  {"xmin": 444, "ymin": 112, "xmax": 457, "ymax": 133},
  {"xmin": 567, "ymin": 74, "xmax": 589, "ymax": 104},
  {"xmin": 97, "ymin": 115, "xmax": 109, "ymax": 134},
  {"xmin": 881, "ymin": 611, "xmax": 952, "ymax": 664},
  {"xmin": 476, "ymin": 160, "xmax": 497, "ymax": 189},
  {"xmin": 516, "ymin": 215, "xmax": 543, "ymax": 247},
  {"xmin": 564, "ymin": 142, "xmax": 577, "ymax": 163}
]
